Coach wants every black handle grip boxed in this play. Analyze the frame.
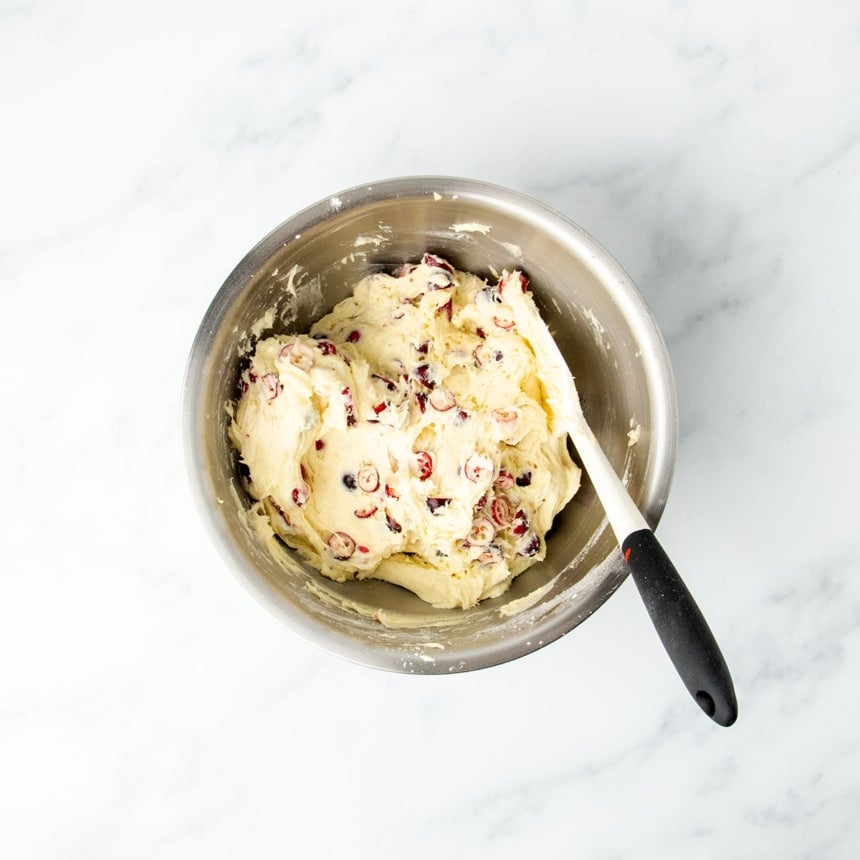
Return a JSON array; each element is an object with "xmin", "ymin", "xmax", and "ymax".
[{"xmin": 622, "ymin": 529, "xmax": 738, "ymax": 726}]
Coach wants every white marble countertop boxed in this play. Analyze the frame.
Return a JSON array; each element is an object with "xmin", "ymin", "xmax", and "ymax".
[{"xmin": 2, "ymin": 1, "xmax": 859, "ymax": 856}]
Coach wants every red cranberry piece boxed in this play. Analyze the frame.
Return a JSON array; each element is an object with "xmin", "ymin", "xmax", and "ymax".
[
  {"xmin": 516, "ymin": 471, "xmax": 533, "ymax": 487},
  {"xmin": 427, "ymin": 270, "xmax": 454, "ymax": 290},
  {"xmin": 476, "ymin": 327, "xmax": 486, "ymax": 339},
  {"xmin": 499, "ymin": 271, "xmax": 529, "ymax": 294},
  {"xmin": 518, "ymin": 533, "xmax": 541, "ymax": 557},
  {"xmin": 468, "ymin": 517, "xmax": 495, "ymax": 546},
  {"xmin": 342, "ymin": 387, "xmax": 356, "ymax": 427},
  {"xmin": 270, "ymin": 499, "xmax": 292, "ymax": 527},
  {"xmin": 328, "ymin": 531, "xmax": 356, "ymax": 560},
  {"xmin": 354, "ymin": 505, "xmax": 378, "ymax": 519},
  {"xmin": 437, "ymin": 298, "xmax": 453, "ymax": 320},
  {"xmin": 454, "ymin": 410, "xmax": 469, "ymax": 425},
  {"xmin": 494, "ymin": 470, "xmax": 515, "ymax": 490},
  {"xmin": 385, "ymin": 512, "xmax": 402, "ymax": 533},
  {"xmin": 426, "ymin": 497, "xmax": 450, "ymax": 514},
  {"xmin": 490, "ymin": 497, "xmax": 513, "ymax": 526},
  {"xmin": 422, "ymin": 252, "xmax": 454, "ymax": 273},
  {"xmin": 357, "ymin": 464, "xmax": 379, "ymax": 493},
  {"xmin": 464, "ymin": 453, "xmax": 494, "ymax": 483},
  {"xmin": 385, "ymin": 484, "xmax": 400, "ymax": 499},
  {"xmin": 373, "ymin": 401, "xmax": 388, "ymax": 414},
  {"xmin": 292, "ymin": 482, "xmax": 310, "ymax": 507},
  {"xmin": 493, "ymin": 314, "xmax": 515, "ymax": 330},
  {"xmin": 372, "ymin": 373, "xmax": 398, "ymax": 392},
  {"xmin": 429, "ymin": 387, "xmax": 455, "ymax": 411},
  {"xmin": 415, "ymin": 341, "xmax": 430, "ymax": 355},
  {"xmin": 415, "ymin": 392, "xmax": 428, "ymax": 413},
  {"xmin": 414, "ymin": 364, "xmax": 435, "ymax": 389},
  {"xmin": 412, "ymin": 451, "xmax": 434, "ymax": 481},
  {"xmin": 473, "ymin": 344, "xmax": 486, "ymax": 367},
  {"xmin": 347, "ymin": 330, "xmax": 361, "ymax": 343},
  {"xmin": 357, "ymin": 544, "xmax": 370, "ymax": 554},
  {"xmin": 512, "ymin": 510, "xmax": 529, "ymax": 536},
  {"xmin": 315, "ymin": 439, "xmax": 325, "ymax": 451},
  {"xmin": 316, "ymin": 340, "xmax": 337, "ymax": 355},
  {"xmin": 261, "ymin": 373, "xmax": 280, "ymax": 401}
]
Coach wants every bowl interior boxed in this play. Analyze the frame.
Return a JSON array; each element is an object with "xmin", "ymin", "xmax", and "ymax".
[{"xmin": 184, "ymin": 177, "xmax": 677, "ymax": 673}]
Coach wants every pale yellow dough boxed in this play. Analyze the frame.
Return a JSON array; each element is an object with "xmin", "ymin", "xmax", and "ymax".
[{"xmin": 229, "ymin": 257, "xmax": 581, "ymax": 609}]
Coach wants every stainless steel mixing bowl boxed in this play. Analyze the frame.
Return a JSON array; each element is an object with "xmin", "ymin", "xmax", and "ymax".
[{"xmin": 183, "ymin": 176, "xmax": 678, "ymax": 672}]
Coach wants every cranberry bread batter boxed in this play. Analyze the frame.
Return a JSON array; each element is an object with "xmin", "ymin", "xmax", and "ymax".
[{"xmin": 229, "ymin": 255, "xmax": 580, "ymax": 609}]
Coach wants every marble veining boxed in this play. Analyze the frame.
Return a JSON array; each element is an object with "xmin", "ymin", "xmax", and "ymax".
[{"xmin": 1, "ymin": 0, "xmax": 859, "ymax": 857}]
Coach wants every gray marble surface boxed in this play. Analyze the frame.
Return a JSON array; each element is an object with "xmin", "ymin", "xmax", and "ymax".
[{"xmin": 2, "ymin": 1, "xmax": 858, "ymax": 856}]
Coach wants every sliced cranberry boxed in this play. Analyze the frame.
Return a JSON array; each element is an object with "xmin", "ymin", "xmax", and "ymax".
[
  {"xmin": 342, "ymin": 473, "xmax": 357, "ymax": 490},
  {"xmin": 427, "ymin": 270, "xmax": 453, "ymax": 290},
  {"xmin": 493, "ymin": 408, "xmax": 519, "ymax": 425},
  {"xmin": 371, "ymin": 373, "xmax": 398, "ymax": 391},
  {"xmin": 415, "ymin": 341, "xmax": 429, "ymax": 355},
  {"xmin": 315, "ymin": 439, "xmax": 325, "ymax": 451},
  {"xmin": 494, "ymin": 470, "xmax": 515, "ymax": 490},
  {"xmin": 512, "ymin": 509, "xmax": 529, "ymax": 536},
  {"xmin": 316, "ymin": 340, "xmax": 337, "ymax": 355},
  {"xmin": 429, "ymin": 387, "xmax": 455, "ymax": 411},
  {"xmin": 422, "ymin": 252, "xmax": 454, "ymax": 273},
  {"xmin": 357, "ymin": 464, "xmax": 379, "ymax": 493},
  {"xmin": 413, "ymin": 451, "xmax": 434, "ymax": 481},
  {"xmin": 300, "ymin": 463, "xmax": 308, "ymax": 480},
  {"xmin": 292, "ymin": 482, "xmax": 310, "ymax": 507},
  {"xmin": 357, "ymin": 544, "xmax": 370, "ymax": 554},
  {"xmin": 414, "ymin": 364, "xmax": 435, "ymax": 389},
  {"xmin": 347, "ymin": 329, "xmax": 361, "ymax": 343},
  {"xmin": 426, "ymin": 497, "xmax": 450, "ymax": 514},
  {"xmin": 454, "ymin": 410, "xmax": 469, "ymax": 425},
  {"xmin": 518, "ymin": 533, "xmax": 541, "ymax": 557},
  {"xmin": 328, "ymin": 531, "xmax": 356, "ymax": 560},
  {"xmin": 464, "ymin": 453, "xmax": 494, "ymax": 483},
  {"xmin": 385, "ymin": 512, "xmax": 402, "ymax": 533},
  {"xmin": 490, "ymin": 497, "xmax": 513, "ymax": 526},
  {"xmin": 261, "ymin": 373, "xmax": 280, "ymax": 401},
  {"xmin": 373, "ymin": 401, "xmax": 388, "ymax": 414},
  {"xmin": 385, "ymin": 484, "xmax": 400, "ymax": 499},
  {"xmin": 437, "ymin": 298, "xmax": 453, "ymax": 320},
  {"xmin": 476, "ymin": 493, "xmax": 488, "ymax": 510},
  {"xmin": 473, "ymin": 344, "xmax": 486, "ymax": 367},
  {"xmin": 499, "ymin": 271, "xmax": 529, "ymax": 294},
  {"xmin": 415, "ymin": 392, "xmax": 428, "ymax": 413},
  {"xmin": 354, "ymin": 505, "xmax": 378, "ymax": 519},
  {"xmin": 468, "ymin": 517, "xmax": 495, "ymax": 546},
  {"xmin": 270, "ymin": 498, "xmax": 292, "ymax": 527},
  {"xmin": 342, "ymin": 387, "xmax": 357, "ymax": 427},
  {"xmin": 476, "ymin": 327, "xmax": 486, "ymax": 339},
  {"xmin": 516, "ymin": 471, "xmax": 533, "ymax": 487},
  {"xmin": 493, "ymin": 314, "xmax": 515, "ymax": 330}
]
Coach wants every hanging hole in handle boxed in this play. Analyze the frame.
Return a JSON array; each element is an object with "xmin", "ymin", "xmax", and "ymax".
[{"xmin": 695, "ymin": 690, "xmax": 716, "ymax": 717}]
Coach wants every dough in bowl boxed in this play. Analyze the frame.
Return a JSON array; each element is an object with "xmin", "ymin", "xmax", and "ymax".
[{"xmin": 229, "ymin": 255, "xmax": 581, "ymax": 609}]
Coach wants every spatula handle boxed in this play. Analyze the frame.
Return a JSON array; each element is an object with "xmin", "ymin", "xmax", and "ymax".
[{"xmin": 622, "ymin": 529, "xmax": 738, "ymax": 726}]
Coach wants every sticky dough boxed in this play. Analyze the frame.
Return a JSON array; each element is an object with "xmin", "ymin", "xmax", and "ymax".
[{"xmin": 229, "ymin": 255, "xmax": 581, "ymax": 609}]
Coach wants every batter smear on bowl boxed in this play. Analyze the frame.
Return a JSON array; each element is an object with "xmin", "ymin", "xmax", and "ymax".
[{"xmin": 229, "ymin": 255, "xmax": 581, "ymax": 609}]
